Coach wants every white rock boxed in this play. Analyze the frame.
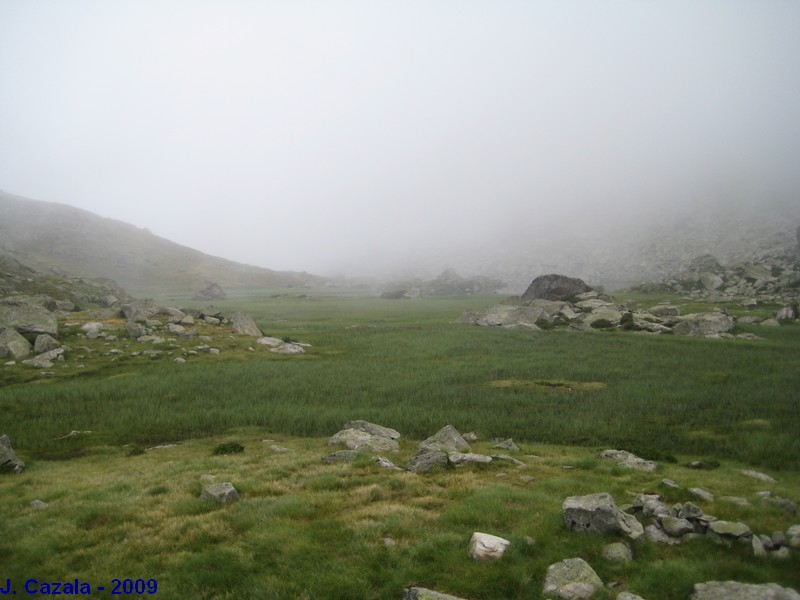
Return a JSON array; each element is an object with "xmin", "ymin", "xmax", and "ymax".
[{"xmin": 468, "ymin": 532, "xmax": 510, "ymax": 561}]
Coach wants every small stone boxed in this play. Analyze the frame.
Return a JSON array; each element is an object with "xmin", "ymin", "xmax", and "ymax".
[
  {"xmin": 543, "ymin": 557, "xmax": 603, "ymax": 600},
  {"xmin": 771, "ymin": 546, "xmax": 790, "ymax": 560},
  {"xmin": 752, "ymin": 535, "xmax": 767, "ymax": 557},
  {"xmin": 741, "ymin": 469, "xmax": 777, "ymax": 483},
  {"xmin": 689, "ymin": 487, "xmax": 714, "ymax": 503},
  {"xmin": 719, "ymin": 496, "xmax": 749, "ymax": 506},
  {"xmin": 496, "ymin": 472, "xmax": 509, "ymax": 478},
  {"xmin": 645, "ymin": 524, "xmax": 681, "ymax": 545},
  {"xmin": 602, "ymin": 542, "xmax": 632, "ymax": 563},
  {"xmin": 493, "ymin": 438, "xmax": 520, "ymax": 452},
  {"xmin": 772, "ymin": 531, "xmax": 787, "ymax": 547},
  {"xmin": 660, "ymin": 516, "xmax": 694, "ymax": 537},
  {"xmin": 660, "ymin": 478, "xmax": 680, "ymax": 489},
  {"xmin": 30, "ymin": 499, "xmax": 48, "ymax": 509},
  {"xmin": 520, "ymin": 475, "xmax": 535, "ymax": 483}
]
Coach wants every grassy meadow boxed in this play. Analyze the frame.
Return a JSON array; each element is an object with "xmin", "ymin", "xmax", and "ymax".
[{"xmin": 1, "ymin": 290, "xmax": 799, "ymax": 598}]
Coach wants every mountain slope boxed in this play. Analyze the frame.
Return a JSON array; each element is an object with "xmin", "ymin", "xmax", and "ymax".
[{"xmin": 0, "ymin": 191, "xmax": 320, "ymax": 296}]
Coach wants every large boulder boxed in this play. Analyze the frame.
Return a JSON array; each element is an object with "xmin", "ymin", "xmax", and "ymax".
[
  {"xmin": 120, "ymin": 299, "xmax": 162, "ymax": 322},
  {"xmin": 543, "ymin": 558, "xmax": 603, "ymax": 599},
  {"xmin": 522, "ymin": 274, "xmax": 592, "ymax": 302},
  {"xmin": 231, "ymin": 312, "xmax": 263, "ymax": 337},
  {"xmin": 672, "ymin": 313, "xmax": 735, "ymax": 337},
  {"xmin": 691, "ymin": 581, "xmax": 800, "ymax": 600},
  {"xmin": 563, "ymin": 492, "xmax": 644, "ymax": 540},
  {"xmin": 0, "ymin": 327, "xmax": 32, "ymax": 359},
  {"xmin": 193, "ymin": 283, "xmax": 226, "ymax": 301},
  {"xmin": 0, "ymin": 435, "xmax": 25, "ymax": 474},
  {"xmin": 419, "ymin": 425, "xmax": 470, "ymax": 453},
  {"xmin": 599, "ymin": 449, "xmax": 657, "ymax": 472},
  {"xmin": 327, "ymin": 428, "xmax": 399, "ymax": 454},
  {"xmin": 0, "ymin": 300, "xmax": 58, "ymax": 337}
]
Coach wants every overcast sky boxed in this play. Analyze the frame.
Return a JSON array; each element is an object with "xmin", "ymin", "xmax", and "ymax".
[{"xmin": 1, "ymin": 1, "xmax": 799, "ymax": 276}]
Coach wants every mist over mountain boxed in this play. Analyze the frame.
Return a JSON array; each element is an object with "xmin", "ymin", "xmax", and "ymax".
[
  {"xmin": 2, "ymin": 189, "xmax": 798, "ymax": 298},
  {"xmin": 0, "ymin": 190, "xmax": 319, "ymax": 296}
]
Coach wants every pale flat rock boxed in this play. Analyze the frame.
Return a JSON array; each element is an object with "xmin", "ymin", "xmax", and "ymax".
[
  {"xmin": 689, "ymin": 487, "xmax": 714, "ymax": 503},
  {"xmin": 404, "ymin": 588, "xmax": 469, "ymax": 600},
  {"xmin": 691, "ymin": 581, "xmax": 800, "ymax": 600},
  {"xmin": 599, "ymin": 449, "xmax": 656, "ymax": 472},
  {"xmin": 448, "ymin": 452, "xmax": 493, "ymax": 467},
  {"xmin": 741, "ymin": 469, "xmax": 777, "ymax": 483},
  {"xmin": 342, "ymin": 420, "xmax": 401, "ymax": 440},
  {"xmin": 468, "ymin": 531, "xmax": 510, "ymax": 561}
]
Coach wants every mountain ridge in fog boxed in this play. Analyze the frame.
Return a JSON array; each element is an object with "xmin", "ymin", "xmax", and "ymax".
[
  {"xmin": 0, "ymin": 190, "xmax": 321, "ymax": 297},
  {"xmin": 1, "ymin": 189, "xmax": 798, "ymax": 296}
]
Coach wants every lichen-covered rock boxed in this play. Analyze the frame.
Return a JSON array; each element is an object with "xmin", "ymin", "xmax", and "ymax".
[
  {"xmin": 0, "ymin": 300, "xmax": 58, "ymax": 336},
  {"xmin": 199, "ymin": 482, "xmax": 239, "ymax": 503},
  {"xmin": 563, "ymin": 492, "xmax": 644, "ymax": 540},
  {"xmin": 419, "ymin": 425, "xmax": 470, "ymax": 453},
  {"xmin": 707, "ymin": 520, "xmax": 752, "ymax": 540},
  {"xmin": 691, "ymin": 581, "xmax": 800, "ymax": 600},
  {"xmin": 543, "ymin": 558, "xmax": 603, "ymax": 599},
  {"xmin": 602, "ymin": 542, "xmax": 632, "ymax": 563}
]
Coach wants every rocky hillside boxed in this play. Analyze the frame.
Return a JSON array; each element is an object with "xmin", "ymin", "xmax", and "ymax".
[{"xmin": 0, "ymin": 190, "xmax": 322, "ymax": 296}]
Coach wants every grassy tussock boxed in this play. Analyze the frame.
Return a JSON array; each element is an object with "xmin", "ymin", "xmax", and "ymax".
[{"xmin": 1, "ymin": 431, "xmax": 798, "ymax": 598}]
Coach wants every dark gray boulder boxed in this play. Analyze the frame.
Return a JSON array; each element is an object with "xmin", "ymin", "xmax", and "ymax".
[
  {"xmin": 563, "ymin": 492, "xmax": 644, "ymax": 540},
  {"xmin": 522, "ymin": 274, "xmax": 592, "ymax": 302},
  {"xmin": 0, "ymin": 435, "xmax": 25, "ymax": 474}
]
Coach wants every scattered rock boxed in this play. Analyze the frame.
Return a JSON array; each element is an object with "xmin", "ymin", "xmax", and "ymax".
[
  {"xmin": 373, "ymin": 456, "xmax": 402, "ymax": 470},
  {"xmin": 404, "ymin": 588, "xmax": 469, "ymax": 600},
  {"xmin": 690, "ymin": 581, "xmax": 800, "ymax": 600},
  {"xmin": 707, "ymin": 520, "xmax": 752, "ymax": 541},
  {"xmin": 405, "ymin": 449, "xmax": 448, "ymax": 473},
  {"xmin": 0, "ymin": 435, "xmax": 25, "ymax": 474},
  {"xmin": 0, "ymin": 327, "xmax": 32, "ymax": 359},
  {"xmin": 419, "ymin": 425, "xmax": 470, "ymax": 453},
  {"xmin": 644, "ymin": 524, "xmax": 681, "ymax": 545},
  {"xmin": 741, "ymin": 469, "xmax": 777, "ymax": 483},
  {"xmin": 199, "ymin": 482, "xmax": 239, "ymax": 503},
  {"xmin": 602, "ymin": 542, "xmax": 632, "ymax": 563},
  {"xmin": 270, "ymin": 343, "xmax": 305, "ymax": 354},
  {"xmin": 256, "ymin": 336, "xmax": 284, "ymax": 347},
  {"xmin": 660, "ymin": 516, "xmax": 694, "ymax": 537},
  {"xmin": 321, "ymin": 450, "xmax": 359, "ymax": 464},
  {"xmin": 543, "ymin": 557, "xmax": 603, "ymax": 599},
  {"xmin": 0, "ymin": 300, "xmax": 58, "ymax": 336},
  {"xmin": 689, "ymin": 487, "xmax": 715, "ymax": 503},
  {"xmin": 762, "ymin": 496, "xmax": 797, "ymax": 515},
  {"xmin": 599, "ymin": 449, "xmax": 657, "ymax": 472},
  {"xmin": 231, "ymin": 312, "xmax": 263, "ymax": 337},
  {"xmin": 29, "ymin": 499, "xmax": 48, "ymax": 509},
  {"xmin": 33, "ymin": 333, "xmax": 59, "ymax": 354},
  {"xmin": 327, "ymin": 428, "xmax": 399, "ymax": 454},
  {"xmin": 660, "ymin": 478, "xmax": 680, "ymax": 489},
  {"xmin": 342, "ymin": 420, "xmax": 401, "ymax": 440},
  {"xmin": 563, "ymin": 492, "xmax": 644, "ymax": 540},
  {"xmin": 468, "ymin": 531, "xmax": 510, "ymax": 561},
  {"xmin": 493, "ymin": 438, "xmax": 520, "ymax": 451},
  {"xmin": 448, "ymin": 452, "xmax": 493, "ymax": 467}
]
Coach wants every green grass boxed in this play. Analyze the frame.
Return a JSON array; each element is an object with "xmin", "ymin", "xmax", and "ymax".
[
  {"xmin": 2, "ymin": 294, "xmax": 798, "ymax": 470},
  {"xmin": 0, "ymin": 291, "xmax": 798, "ymax": 598}
]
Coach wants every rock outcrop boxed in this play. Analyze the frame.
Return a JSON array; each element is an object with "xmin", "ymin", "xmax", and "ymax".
[{"xmin": 691, "ymin": 581, "xmax": 800, "ymax": 600}]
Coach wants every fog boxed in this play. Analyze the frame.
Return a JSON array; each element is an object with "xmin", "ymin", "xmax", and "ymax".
[{"xmin": 2, "ymin": 1, "xmax": 799, "ymax": 280}]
